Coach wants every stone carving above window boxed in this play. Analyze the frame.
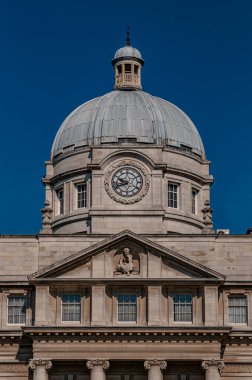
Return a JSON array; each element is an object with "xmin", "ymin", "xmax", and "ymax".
[{"xmin": 114, "ymin": 247, "xmax": 140, "ymax": 277}]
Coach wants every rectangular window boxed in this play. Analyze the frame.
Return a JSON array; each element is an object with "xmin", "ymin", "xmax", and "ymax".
[
  {"xmin": 57, "ymin": 188, "xmax": 64, "ymax": 215},
  {"xmin": 168, "ymin": 183, "xmax": 178, "ymax": 208},
  {"xmin": 173, "ymin": 294, "xmax": 192, "ymax": 322},
  {"xmin": 117, "ymin": 294, "xmax": 137, "ymax": 322},
  {"xmin": 228, "ymin": 296, "xmax": 248, "ymax": 324},
  {"xmin": 8, "ymin": 296, "xmax": 26, "ymax": 324},
  {"xmin": 61, "ymin": 294, "xmax": 81, "ymax": 322},
  {"xmin": 76, "ymin": 183, "xmax": 87, "ymax": 208},
  {"xmin": 192, "ymin": 189, "xmax": 198, "ymax": 214},
  {"xmin": 178, "ymin": 375, "xmax": 189, "ymax": 380}
]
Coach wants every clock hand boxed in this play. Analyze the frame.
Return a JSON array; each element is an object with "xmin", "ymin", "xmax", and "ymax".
[{"xmin": 113, "ymin": 180, "xmax": 128, "ymax": 189}]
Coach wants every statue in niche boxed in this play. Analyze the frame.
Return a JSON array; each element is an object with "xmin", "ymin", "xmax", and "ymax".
[
  {"xmin": 114, "ymin": 247, "xmax": 140, "ymax": 276},
  {"xmin": 116, "ymin": 248, "xmax": 134, "ymax": 275}
]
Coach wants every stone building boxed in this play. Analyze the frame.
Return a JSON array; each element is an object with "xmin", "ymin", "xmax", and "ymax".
[{"xmin": 0, "ymin": 36, "xmax": 252, "ymax": 380}]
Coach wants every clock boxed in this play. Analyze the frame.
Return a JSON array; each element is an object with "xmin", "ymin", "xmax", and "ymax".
[
  {"xmin": 104, "ymin": 160, "xmax": 150, "ymax": 204},
  {"xmin": 111, "ymin": 167, "xmax": 143, "ymax": 197}
]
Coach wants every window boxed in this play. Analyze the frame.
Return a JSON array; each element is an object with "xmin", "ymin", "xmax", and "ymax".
[
  {"xmin": 125, "ymin": 64, "xmax": 131, "ymax": 73},
  {"xmin": 8, "ymin": 296, "xmax": 26, "ymax": 324},
  {"xmin": 168, "ymin": 183, "xmax": 178, "ymax": 208},
  {"xmin": 178, "ymin": 376, "xmax": 189, "ymax": 380},
  {"xmin": 117, "ymin": 294, "xmax": 137, "ymax": 322},
  {"xmin": 173, "ymin": 294, "xmax": 192, "ymax": 322},
  {"xmin": 191, "ymin": 189, "xmax": 198, "ymax": 214},
  {"xmin": 57, "ymin": 188, "xmax": 64, "ymax": 215},
  {"xmin": 134, "ymin": 65, "xmax": 139, "ymax": 74},
  {"xmin": 117, "ymin": 65, "xmax": 122, "ymax": 74},
  {"xmin": 65, "ymin": 375, "xmax": 76, "ymax": 380},
  {"xmin": 76, "ymin": 183, "xmax": 87, "ymax": 208},
  {"xmin": 61, "ymin": 294, "xmax": 81, "ymax": 322},
  {"xmin": 228, "ymin": 296, "xmax": 248, "ymax": 324}
]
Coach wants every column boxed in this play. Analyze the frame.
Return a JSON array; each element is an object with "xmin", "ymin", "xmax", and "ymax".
[
  {"xmin": 29, "ymin": 359, "xmax": 52, "ymax": 380},
  {"xmin": 202, "ymin": 360, "xmax": 224, "ymax": 380},
  {"xmin": 144, "ymin": 360, "xmax": 167, "ymax": 380},
  {"xmin": 86, "ymin": 360, "xmax": 110, "ymax": 380}
]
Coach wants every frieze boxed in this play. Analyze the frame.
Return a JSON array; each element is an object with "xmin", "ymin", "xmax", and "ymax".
[
  {"xmin": 0, "ymin": 364, "xmax": 28, "ymax": 373},
  {"xmin": 222, "ymin": 364, "xmax": 252, "ymax": 373}
]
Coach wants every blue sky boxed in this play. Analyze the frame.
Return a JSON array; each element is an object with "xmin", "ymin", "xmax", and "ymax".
[{"xmin": 0, "ymin": 0, "xmax": 251, "ymax": 234}]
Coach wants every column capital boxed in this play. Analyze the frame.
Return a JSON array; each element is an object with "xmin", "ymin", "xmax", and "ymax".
[
  {"xmin": 202, "ymin": 360, "xmax": 225, "ymax": 371},
  {"xmin": 86, "ymin": 360, "xmax": 110, "ymax": 371},
  {"xmin": 29, "ymin": 359, "xmax": 52, "ymax": 370},
  {"xmin": 144, "ymin": 360, "xmax": 167, "ymax": 371}
]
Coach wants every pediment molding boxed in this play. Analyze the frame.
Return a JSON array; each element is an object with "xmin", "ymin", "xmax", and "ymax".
[{"xmin": 28, "ymin": 230, "xmax": 225, "ymax": 282}]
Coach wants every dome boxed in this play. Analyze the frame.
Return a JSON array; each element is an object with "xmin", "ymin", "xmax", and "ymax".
[
  {"xmin": 114, "ymin": 46, "xmax": 142, "ymax": 60},
  {"xmin": 51, "ymin": 91, "xmax": 205, "ymax": 159}
]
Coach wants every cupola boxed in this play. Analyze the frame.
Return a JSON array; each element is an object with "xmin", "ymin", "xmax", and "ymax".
[{"xmin": 112, "ymin": 31, "xmax": 144, "ymax": 90}]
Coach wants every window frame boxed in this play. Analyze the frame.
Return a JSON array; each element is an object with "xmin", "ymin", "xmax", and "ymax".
[
  {"xmin": 168, "ymin": 182, "xmax": 179, "ymax": 209},
  {"xmin": 168, "ymin": 288, "xmax": 198, "ymax": 326},
  {"xmin": 55, "ymin": 186, "xmax": 64, "ymax": 215},
  {"xmin": 173, "ymin": 294, "xmax": 193, "ymax": 323},
  {"xmin": 228, "ymin": 295, "xmax": 248, "ymax": 325},
  {"xmin": 61, "ymin": 293, "xmax": 81, "ymax": 323},
  {"xmin": 57, "ymin": 291, "xmax": 86, "ymax": 325},
  {"xmin": 112, "ymin": 289, "xmax": 141, "ymax": 326},
  {"xmin": 117, "ymin": 294, "xmax": 137, "ymax": 323},
  {"xmin": 191, "ymin": 188, "xmax": 198, "ymax": 215},
  {"xmin": 224, "ymin": 290, "xmax": 250, "ymax": 327},
  {"xmin": 76, "ymin": 182, "xmax": 87, "ymax": 209},
  {"xmin": 7, "ymin": 294, "xmax": 27, "ymax": 326}
]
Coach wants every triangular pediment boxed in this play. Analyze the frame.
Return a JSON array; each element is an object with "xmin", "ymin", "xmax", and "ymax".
[{"xmin": 29, "ymin": 230, "xmax": 225, "ymax": 282}]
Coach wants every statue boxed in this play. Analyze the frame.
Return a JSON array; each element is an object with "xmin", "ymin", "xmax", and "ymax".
[
  {"xmin": 201, "ymin": 200, "xmax": 214, "ymax": 234},
  {"xmin": 40, "ymin": 200, "xmax": 53, "ymax": 234},
  {"xmin": 116, "ymin": 248, "xmax": 134, "ymax": 276}
]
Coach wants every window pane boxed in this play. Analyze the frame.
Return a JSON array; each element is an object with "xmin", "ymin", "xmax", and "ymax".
[
  {"xmin": 192, "ymin": 189, "xmax": 197, "ymax": 214},
  {"xmin": 173, "ymin": 294, "xmax": 192, "ymax": 322},
  {"xmin": 168, "ymin": 183, "xmax": 178, "ymax": 208},
  {"xmin": 77, "ymin": 183, "xmax": 87, "ymax": 208},
  {"xmin": 118, "ymin": 294, "xmax": 137, "ymax": 322},
  {"xmin": 62, "ymin": 294, "xmax": 81, "ymax": 322},
  {"xmin": 57, "ymin": 188, "xmax": 64, "ymax": 214},
  {"xmin": 228, "ymin": 296, "xmax": 248, "ymax": 324},
  {"xmin": 8, "ymin": 296, "xmax": 26, "ymax": 324}
]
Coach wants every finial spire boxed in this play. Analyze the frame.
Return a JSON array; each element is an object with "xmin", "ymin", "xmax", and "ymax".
[{"xmin": 126, "ymin": 21, "xmax": 130, "ymax": 46}]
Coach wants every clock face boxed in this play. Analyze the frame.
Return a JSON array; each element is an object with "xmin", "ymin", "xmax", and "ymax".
[{"xmin": 111, "ymin": 167, "xmax": 143, "ymax": 197}]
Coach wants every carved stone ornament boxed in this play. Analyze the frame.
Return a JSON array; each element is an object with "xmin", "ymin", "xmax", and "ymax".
[
  {"xmin": 104, "ymin": 160, "xmax": 150, "ymax": 204},
  {"xmin": 201, "ymin": 200, "xmax": 213, "ymax": 227},
  {"xmin": 202, "ymin": 360, "xmax": 225, "ymax": 371},
  {"xmin": 86, "ymin": 360, "xmax": 110, "ymax": 371},
  {"xmin": 29, "ymin": 359, "xmax": 52, "ymax": 371},
  {"xmin": 115, "ymin": 247, "xmax": 135, "ymax": 275},
  {"xmin": 222, "ymin": 364, "xmax": 252, "ymax": 373},
  {"xmin": 41, "ymin": 200, "xmax": 53, "ymax": 229},
  {"xmin": 144, "ymin": 360, "xmax": 167, "ymax": 371}
]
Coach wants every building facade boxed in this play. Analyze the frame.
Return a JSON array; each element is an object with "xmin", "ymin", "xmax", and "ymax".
[{"xmin": 0, "ymin": 38, "xmax": 252, "ymax": 380}]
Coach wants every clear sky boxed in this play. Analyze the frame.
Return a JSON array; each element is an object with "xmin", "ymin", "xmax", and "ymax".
[{"xmin": 0, "ymin": 0, "xmax": 251, "ymax": 234}]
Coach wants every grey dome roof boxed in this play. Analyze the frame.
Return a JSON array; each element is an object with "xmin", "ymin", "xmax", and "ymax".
[
  {"xmin": 114, "ymin": 46, "xmax": 142, "ymax": 60},
  {"xmin": 51, "ymin": 91, "xmax": 205, "ymax": 159}
]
